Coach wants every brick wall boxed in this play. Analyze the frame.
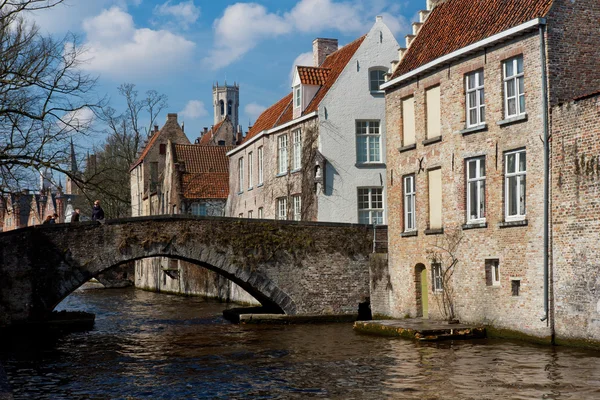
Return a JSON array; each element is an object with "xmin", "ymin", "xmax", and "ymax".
[{"xmin": 551, "ymin": 94, "xmax": 600, "ymax": 343}]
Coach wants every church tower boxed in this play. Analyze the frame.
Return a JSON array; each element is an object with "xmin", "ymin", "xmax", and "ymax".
[
  {"xmin": 213, "ymin": 81, "xmax": 239, "ymax": 128},
  {"xmin": 65, "ymin": 138, "xmax": 79, "ymax": 196}
]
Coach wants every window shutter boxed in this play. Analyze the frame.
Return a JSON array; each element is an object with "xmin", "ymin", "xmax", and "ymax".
[
  {"xmin": 485, "ymin": 261, "xmax": 492, "ymax": 286},
  {"xmin": 402, "ymin": 97, "xmax": 416, "ymax": 146}
]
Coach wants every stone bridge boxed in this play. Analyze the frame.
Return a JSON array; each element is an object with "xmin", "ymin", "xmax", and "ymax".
[{"xmin": 0, "ymin": 215, "xmax": 387, "ymax": 327}]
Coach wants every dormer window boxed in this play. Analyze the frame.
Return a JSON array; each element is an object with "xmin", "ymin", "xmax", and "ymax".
[
  {"xmin": 369, "ymin": 68, "xmax": 387, "ymax": 92},
  {"xmin": 294, "ymin": 85, "xmax": 301, "ymax": 108}
]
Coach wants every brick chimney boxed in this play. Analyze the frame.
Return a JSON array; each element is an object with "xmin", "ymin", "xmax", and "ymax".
[
  {"xmin": 167, "ymin": 113, "xmax": 178, "ymax": 122},
  {"xmin": 313, "ymin": 38, "xmax": 338, "ymax": 67}
]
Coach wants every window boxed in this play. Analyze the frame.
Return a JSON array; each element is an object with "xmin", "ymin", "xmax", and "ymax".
[
  {"xmin": 159, "ymin": 143, "xmax": 166, "ymax": 155},
  {"xmin": 404, "ymin": 175, "xmax": 416, "ymax": 231},
  {"xmin": 228, "ymin": 100, "xmax": 233, "ymax": 116},
  {"xmin": 257, "ymin": 146, "xmax": 264, "ymax": 184},
  {"xmin": 239, "ymin": 213, "xmax": 243, "ymax": 218},
  {"xmin": 358, "ymin": 188, "xmax": 384, "ymax": 225},
  {"xmin": 402, "ymin": 97, "xmax": 415, "ymax": 146},
  {"xmin": 511, "ymin": 279, "xmax": 521, "ymax": 296},
  {"xmin": 248, "ymin": 210, "xmax": 253, "ymax": 219},
  {"xmin": 485, "ymin": 259, "xmax": 500, "ymax": 286},
  {"xmin": 248, "ymin": 152, "xmax": 253, "ymax": 189},
  {"xmin": 294, "ymin": 85, "xmax": 301, "ymax": 108},
  {"xmin": 466, "ymin": 70, "xmax": 485, "ymax": 127},
  {"xmin": 505, "ymin": 150, "xmax": 526, "ymax": 220},
  {"xmin": 277, "ymin": 197, "xmax": 287, "ymax": 220},
  {"xmin": 426, "ymin": 86, "xmax": 441, "ymax": 139},
  {"xmin": 369, "ymin": 69, "xmax": 387, "ymax": 91},
  {"xmin": 466, "ymin": 158, "xmax": 486, "ymax": 223},
  {"xmin": 292, "ymin": 129, "xmax": 302, "ymax": 170},
  {"xmin": 218, "ymin": 140, "xmax": 225, "ymax": 146},
  {"xmin": 428, "ymin": 169, "xmax": 442, "ymax": 230},
  {"xmin": 278, "ymin": 134, "xmax": 288, "ymax": 174},
  {"xmin": 293, "ymin": 195, "xmax": 302, "ymax": 221},
  {"xmin": 220, "ymin": 100, "xmax": 225, "ymax": 116},
  {"xmin": 504, "ymin": 56, "xmax": 525, "ymax": 118},
  {"xmin": 238, "ymin": 157, "xmax": 244, "ymax": 193},
  {"xmin": 356, "ymin": 121, "xmax": 381, "ymax": 164},
  {"xmin": 432, "ymin": 263, "xmax": 443, "ymax": 292},
  {"xmin": 258, "ymin": 207, "xmax": 263, "ymax": 219},
  {"xmin": 190, "ymin": 203, "xmax": 207, "ymax": 216}
]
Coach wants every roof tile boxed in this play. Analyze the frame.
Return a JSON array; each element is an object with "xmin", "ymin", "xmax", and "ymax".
[{"xmin": 297, "ymin": 66, "xmax": 331, "ymax": 85}]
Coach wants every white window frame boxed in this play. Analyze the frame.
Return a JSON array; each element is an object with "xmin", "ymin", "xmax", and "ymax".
[
  {"xmin": 357, "ymin": 187, "xmax": 384, "ymax": 225},
  {"xmin": 356, "ymin": 120, "xmax": 381, "ymax": 164},
  {"xmin": 466, "ymin": 70, "xmax": 485, "ymax": 128},
  {"xmin": 292, "ymin": 195, "xmax": 302, "ymax": 221},
  {"xmin": 466, "ymin": 157, "xmax": 486, "ymax": 223},
  {"xmin": 403, "ymin": 175, "xmax": 416, "ymax": 232},
  {"xmin": 248, "ymin": 210, "xmax": 253, "ymax": 219},
  {"xmin": 238, "ymin": 157, "xmax": 244, "ymax": 193},
  {"xmin": 432, "ymin": 263, "xmax": 443, "ymax": 292},
  {"xmin": 248, "ymin": 152, "xmax": 253, "ymax": 189},
  {"xmin": 369, "ymin": 68, "xmax": 387, "ymax": 92},
  {"xmin": 277, "ymin": 197, "xmax": 287, "ymax": 220},
  {"xmin": 492, "ymin": 260, "xmax": 500, "ymax": 286},
  {"xmin": 257, "ymin": 146, "xmax": 264, "ymax": 185},
  {"xmin": 503, "ymin": 56, "xmax": 525, "ymax": 118},
  {"xmin": 294, "ymin": 85, "xmax": 301, "ymax": 108},
  {"xmin": 505, "ymin": 150, "xmax": 527, "ymax": 221},
  {"xmin": 292, "ymin": 129, "xmax": 302, "ymax": 171},
  {"xmin": 277, "ymin": 134, "xmax": 288, "ymax": 175},
  {"xmin": 258, "ymin": 207, "xmax": 263, "ymax": 219}
]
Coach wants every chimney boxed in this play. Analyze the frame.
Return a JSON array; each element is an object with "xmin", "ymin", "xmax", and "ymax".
[
  {"xmin": 236, "ymin": 125, "xmax": 243, "ymax": 145},
  {"xmin": 313, "ymin": 38, "xmax": 338, "ymax": 67},
  {"xmin": 154, "ymin": 124, "xmax": 159, "ymax": 133},
  {"xmin": 167, "ymin": 113, "xmax": 178, "ymax": 122}
]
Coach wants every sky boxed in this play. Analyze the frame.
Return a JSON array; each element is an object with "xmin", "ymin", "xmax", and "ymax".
[{"xmin": 30, "ymin": 0, "xmax": 422, "ymax": 148}]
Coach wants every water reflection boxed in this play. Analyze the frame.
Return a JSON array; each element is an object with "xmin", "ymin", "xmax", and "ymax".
[{"xmin": 2, "ymin": 286, "xmax": 600, "ymax": 399}]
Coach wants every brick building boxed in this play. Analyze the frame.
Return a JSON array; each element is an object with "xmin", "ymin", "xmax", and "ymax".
[
  {"xmin": 379, "ymin": 0, "xmax": 600, "ymax": 343},
  {"xmin": 227, "ymin": 17, "xmax": 399, "ymax": 223}
]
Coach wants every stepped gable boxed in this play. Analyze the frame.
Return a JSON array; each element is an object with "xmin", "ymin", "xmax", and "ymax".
[
  {"xmin": 173, "ymin": 144, "xmax": 234, "ymax": 199},
  {"xmin": 198, "ymin": 119, "xmax": 226, "ymax": 145},
  {"xmin": 391, "ymin": 0, "xmax": 554, "ymax": 78},
  {"xmin": 241, "ymin": 34, "xmax": 366, "ymax": 144},
  {"xmin": 130, "ymin": 114, "xmax": 186, "ymax": 171}
]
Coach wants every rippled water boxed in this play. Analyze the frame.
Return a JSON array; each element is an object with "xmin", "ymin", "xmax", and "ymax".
[{"xmin": 2, "ymin": 286, "xmax": 600, "ymax": 399}]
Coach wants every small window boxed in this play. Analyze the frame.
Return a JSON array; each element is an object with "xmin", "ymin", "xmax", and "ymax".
[
  {"xmin": 503, "ymin": 56, "xmax": 525, "ymax": 118},
  {"xmin": 505, "ymin": 150, "xmax": 526, "ymax": 220},
  {"xmin": 485, "ymin": 259, "xmax": 500, "ymax": 286},
  {"xmin": 369, "ymin": 69, "xmax": 387, "ymax": 91},
  {"xmin": 218, "ymin": 140, "xmax": 226, "ymax": 146},
  {"xmin": 248, "ymin": 152, "xmax": 253, "ymax": 189},
  {"xmin": 238, "ymin": 157, "xmax": 244, "ymax": 193},
  {"xmin": 277, "ymin": 134, "xmax": 288, "ymax": 174},
  {"xmin": 465, "ymin": 70, "xmax": 485, "ymax": 127},
  {"xmin": 511, "ymin": 279, "xmax": 521, "ymax": 296},
  {"xmin": 466, "ymin": 157, "xmax": 486, "ymax": 223},
  {"xmin": 432, "ymin": 263, "xmax": 443, "ymax": 292},
  {"xmin": 258, "ymin": 207, "xmax": 263, "ymax": 219},
  {"xmin": 190, "ymin": 203, "xmax": 207, "ymax": 216},
  {"xmin": 358, "ymin": 187, "xmax": 384, "ymax": 225},
  {"xmin": 159, "ymin": 143, "xmax": 166, "ymax": 155},
  {"xmin": 403, "ymin": 175, "xmax": 416, "ymax": 231},
  {"xmin": 292, "ymin": 129, "xmax": 302, "ymax": 171},
  {"xmin": 248, "ymin": 210, "xmax": 253, "ymax": 219},
  {"xmin": 294, "ymin": 85, "xmax": 301, "ymax": 108},
  {"xmin": 292, "ymin": 195, "xmax": 302, "ymax": 221},
  {"xmin": 356, "ymin": 120, "xmax": 381, "ymax": 164},
  {"xmin": 277, "ymin": 197, "xmax": 287, "ymax": 220},
  {"xmin": 257, "ymin": 146, "xmax": 264, "ymax": 184}
]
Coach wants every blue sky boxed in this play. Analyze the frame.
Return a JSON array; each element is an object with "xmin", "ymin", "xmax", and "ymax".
[{"xmin": 32, "ymin": 0, "xmax": 421, "ymax": 147}]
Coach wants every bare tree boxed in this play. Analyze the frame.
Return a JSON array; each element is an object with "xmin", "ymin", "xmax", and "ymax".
[{"xmin": 426, "ymin": 227, "xmax": 464, "ymax": 322}]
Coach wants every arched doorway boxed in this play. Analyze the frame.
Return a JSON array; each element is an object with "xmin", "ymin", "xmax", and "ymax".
[{"xmin": 415, "ymin": 263, "xmax": 428, "ymax": 319}]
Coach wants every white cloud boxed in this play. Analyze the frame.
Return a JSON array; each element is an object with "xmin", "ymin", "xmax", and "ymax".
[
  {"xmin": 154, "ymin": 1, "xmax": 200, "ymax": 28},
  {"xmin": 179, "ymin": 100, "xmax": 208, "ymax": 120},
  {"xmin": 244, "ymin": 103, "xmax": 267, "ymax": 122},
  {"xmin": 378, "ymin": 12, "xmax": 410, "ymax": 35},
  {"xmin": 79, "ymin": 7, "xmax": 195, "ymax": 79},
  {"xmin": 59, "ymin": 107, "xmax": 95, "ymax": 132},
  {"xmin": 289, "ymin": 51, "xmax": 314, "ymax": 85},
  {"xmin": 287, "ymin": 0, "xmax": 365, "ymax": 34}
]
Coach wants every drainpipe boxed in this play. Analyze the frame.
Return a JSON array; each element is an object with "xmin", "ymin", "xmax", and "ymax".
[{"xmin": 539, "ymin": 23, "xmax": 551, "ymax": 330}]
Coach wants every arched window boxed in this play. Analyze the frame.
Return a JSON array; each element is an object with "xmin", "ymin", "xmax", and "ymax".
[
  {"xmin": 219, "ymin": 100, "xmax": 225, "ymax": 115},
  {"xmin": 227, "ymin": 100, "xmax": 232, "ymax": 115}
]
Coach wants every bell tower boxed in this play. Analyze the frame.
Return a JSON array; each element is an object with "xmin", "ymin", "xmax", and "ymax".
[{"xmin": 213, "ymin": 81, "xmax": 239, "ymax": 128}]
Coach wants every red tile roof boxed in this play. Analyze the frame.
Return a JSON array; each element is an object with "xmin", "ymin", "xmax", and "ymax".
[
  {"xmin": 182, "ymin": 173, "xmax": 229, "ymax": 199},
  {"xmin": 241, "ymin": 35, "xmax": 366, "ymax": 145},
  {"xmin": 198, "ymin": 118, "xmax": 226, "ymax": 145},
  {"xmin": 391, "ymin": 0, "xmax": 553, "ymax": 79},
  {"xmin": 173, "ymin": 144, "xmax": 233, "ymax": 199},
  {"xmin": 297, "ymin": 66, "xmax": 331, "ymax": 85},
  {"xmin": 130, "ymin": 130, "xmax": 161, "ymax": 171}
]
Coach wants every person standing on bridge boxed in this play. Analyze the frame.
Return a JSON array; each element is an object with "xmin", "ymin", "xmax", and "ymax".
[
  {"xmin": 72, "ymin": 209, "xmax": 80, "ymax": 222},
  {"xmin": 92, "ymin": 200, "xmax": 105, "ymax": 222}
]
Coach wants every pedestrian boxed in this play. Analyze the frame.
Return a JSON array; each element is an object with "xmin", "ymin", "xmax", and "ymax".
[
  {"xmin": 92, "ymin": 200, "xmax": 105, "ymax": 221},
  {"xmin": 72, "ymin": 209, "xmax": 80, "ymax": 222},
  {"xmin": 42, "ymin": 215, "xmax": 53, "ymax": 224},
  {"xmin": 52, "ymin": 213, "xmax": 59, "ymax": 223}
]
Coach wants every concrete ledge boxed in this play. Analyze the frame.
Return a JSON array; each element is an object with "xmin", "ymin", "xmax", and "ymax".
[
  {"xmin": 239, "ymin": 313, "xmax": 358, "ymax": 324},
  {"xmin": 398, "ymin": 143, "xmax": 417, "ymax": 153},
  {"xmin": 354, "ymin": 319, "xmax": 486, "ymax": 341}
]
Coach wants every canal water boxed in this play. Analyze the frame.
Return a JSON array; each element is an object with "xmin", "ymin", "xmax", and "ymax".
[{"xmin": 2, "ymin": 285, "xmax": 600, "ymax": 399}]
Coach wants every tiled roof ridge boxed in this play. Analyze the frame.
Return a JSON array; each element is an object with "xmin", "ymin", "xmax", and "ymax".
[{"xmin": 391, "ymin": 0, "xmax": 554, "ymax": 79}]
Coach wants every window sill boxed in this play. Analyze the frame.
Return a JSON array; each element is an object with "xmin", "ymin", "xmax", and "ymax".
[
  {"xmin": 462, "ymin": 222, "xmax": 488, "ymax": 230},
  {"xmin": 422, "ymin": 136, "xmax": 442, "ymax": 146},
  {"xmin": 237, "ymin": 191, "xmax": 244, "ymax": 196},
  {"xmin": 257, "ymin": 183, "xmax": 264, "ymax": 188},
  {"xmin": 497, "ymin": 113, "xmax": 528, "ymax": 127},
  {"xmin": 247, "ymin": 187, "xmax": 253, "ymax": 192},
  {"xmin": 401, "ymin": 230, "xmax": 418, "ymax": 237},
  {"xmin": 291, "ymin": 168, "xmax": 302, "ymax": 174},
  {"xmin": 498, "ymin": 219, "xmax": 528, "ymax": 228},
  {"xmin": 425, "ymin": 228, "xmax": 444, "ymax": 235},
  {"xmin": 370, "ymin": 90, "xmax": 385, "ymax": 96},
  {"xmin": 276, "ymin": 172, "xmax": 288, "ymax": 178},
  {"xmin": 398, "ymin": 143, "xmax": 416, "ymax": 153},
  {"xmin": 459, "ymin": 123, "xmax": 487, "ymax": 136},
  {"xmin": 355, "ymin": 163, "xmax": 386, "ymax": 169}
]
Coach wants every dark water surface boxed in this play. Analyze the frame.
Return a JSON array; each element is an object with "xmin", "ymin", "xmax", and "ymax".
[{"xmin": 2, "ymin": 286, "xmax": 600, "ymax": 399}]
